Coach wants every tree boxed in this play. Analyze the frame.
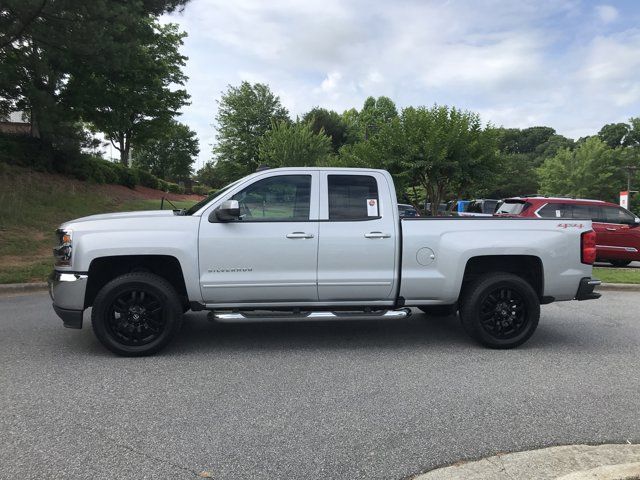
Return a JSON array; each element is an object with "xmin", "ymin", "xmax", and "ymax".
[
  {"xmin": 538, "ymin": 137, "xmax": 627, "ymax": 202},
  {"xmin": 258, "ymin": 121, "xmax": 332, "ymax": 167},
  {"xmin": 213, "ymin": 82, "xmax": 289, "ymax": 176},
  {"xmin": 598, "ymin": 122, "xmax": 631, "ymax": 148},
  {"xmin": 302, "ymin": 107, "xmax": 351, "ymax": 153},
  {"xmin": 358, "ymin": 96, "xmax": 398, "ymax": 140},
  {"xmin": 69, "ymin": 21, "xmax": 190, "ymax": 165},
  {"xmin": 132, "ymin": 121, "xmax": 199, "ymax": 181},
  {"xmin": 341, "ymin": 105, "xmax": 497, "ymax": 214},
  {"xmin": 0, "ymin": 0, "xmax": 191, "ymax": 153}
]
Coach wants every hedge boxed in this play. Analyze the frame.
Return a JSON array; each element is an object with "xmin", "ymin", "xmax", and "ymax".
[{"xmin": 0, "ymin": 133, "xmax": 181, "ymax": 192}]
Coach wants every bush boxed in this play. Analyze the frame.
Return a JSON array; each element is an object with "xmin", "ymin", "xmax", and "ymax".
[
  {"xmin": 131, "ymin": 168, "xmax": 159, "ymax": 189},
  {"xmin": 191, "ymin": 184, "xmax": 211, "ymax": 196},
  {"xmin": 0, "ymin": 133, "xmax": 53, "ymax": 171},
  {"xmin": 156, "ymin": 179, "xmax": 184, "ymax": 194},
  {"xmin": 0, "ymin": 134, "xmax": 170, "ymax": 191}
]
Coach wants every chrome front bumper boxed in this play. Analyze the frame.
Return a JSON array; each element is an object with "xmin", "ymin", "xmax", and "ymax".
[{"xmin": 48, "ymin": 271, "xmax": 88, "ymax": 329}]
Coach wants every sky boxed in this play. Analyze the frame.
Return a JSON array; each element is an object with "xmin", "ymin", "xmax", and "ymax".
[{"xmin": 161, "ymin": 0, "xmax": 640, "ymax": 170}]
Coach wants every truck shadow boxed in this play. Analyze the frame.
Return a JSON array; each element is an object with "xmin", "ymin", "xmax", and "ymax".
[{"xmin": 162, "ymin": 310, "xmax": 576, "ymax": 355}]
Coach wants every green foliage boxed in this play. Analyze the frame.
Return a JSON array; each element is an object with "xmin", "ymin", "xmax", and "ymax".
[
  {"xmin": 0, "ymin": 1, "xmax": 192, "ymax": 165},
  {"xmin": 132, "ymin": 120, "xmax": 199, "ymax": 181},
  {"xmin": 301, "ymin": 107, "xmax": 353, "ymax": 153},
  {"xmin": 191, "ymin": 184, "xmax": 211, "ymax": 196},
  {"xmin": 131, "ymin": 168, "xmax": 160, "ymax": 189},
  {"xmin": 598, "ymin": 123, "xmax": 631, "ymax": 148},
  {"xmin": 214, "ymin": 81, "xmax": 289, "ymax": 176},
  {"xmin": 537, "ymin": 137, "xmax": 628, "ymax": 202},
  {"xmin": 356, "ymin": 96, "xmax": 399, "ymax": 140},
  {"xmin": 342, "ymin": 105, "xmax": 496, "ymax": 214},
  {"xmin": 157, "ymin": 179, "xmax": 185, "ymax": 194},
  {"xmin": 258, "ymin": 121, "xmax": 333, "ymax": 167},
  {"xmin": 69, "ymin": 20, "xmax": 190, "ymax": 165}
]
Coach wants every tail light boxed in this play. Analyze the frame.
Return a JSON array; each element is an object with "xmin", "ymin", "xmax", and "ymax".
[{"xmin": 581, "ymin": 230, "xmax": 596, "ymax": 264}]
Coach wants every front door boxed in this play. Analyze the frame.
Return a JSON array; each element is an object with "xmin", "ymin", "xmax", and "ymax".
[
  {"xmin": 198, "ymin": 173, "xmax": 319, "ymax": 304},
  {"xmin": 317, "ymin": 172, "xmax": 397, "ymax": 302}
]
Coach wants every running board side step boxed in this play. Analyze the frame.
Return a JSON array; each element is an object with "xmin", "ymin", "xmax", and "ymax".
[{"xmin": 209, "ymin": 308, "xmax": 412, "ymax": 323}]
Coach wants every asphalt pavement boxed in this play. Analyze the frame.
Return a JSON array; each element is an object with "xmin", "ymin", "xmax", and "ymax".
[{"xmin": 1, "ymin": 290, "xmax": 639, "ymax": 480}]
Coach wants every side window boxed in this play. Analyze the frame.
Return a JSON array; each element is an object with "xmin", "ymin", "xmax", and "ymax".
[
  {"xmin": 573, "ymin": 205, "xmax": 606, "ymax": 222},
  {"xmin": 231, "ymin": 175, "xmax": 311, "ymax": 221},
  {"xmin": 604, "ymin": 206, "xmax": 636, "ymax": 224},
  {"xmin": 328, "ymin": 175, "xmax": 379, "ymax": 220},
  {"xmin": 537, "ymin": 203, "xmax": 572, "ymax": 218},
  {"xmin": 467, "ymin": 202, "xmax": 481, "ymax": 213}
]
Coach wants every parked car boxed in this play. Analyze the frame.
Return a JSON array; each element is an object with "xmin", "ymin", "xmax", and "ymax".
[
  {"xmin": 496, "ymin": 196, "xmax": 640, "ymax": 266},
  {"xmin": 424, "ymin": 202, "xmax": 449, "ymax": 216},
  {"xmin": 461, "ymin": 199, "xmax": 499, "ymax": 217},
  {"xmin": 398, "ymin": 203, "xmax": 420, "ymax": 218},
  {"xmin": 50, "ymin": 168, "xmax": 599, "ymax": 356}
]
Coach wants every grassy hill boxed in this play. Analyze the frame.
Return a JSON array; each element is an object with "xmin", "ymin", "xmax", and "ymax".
[{"xmin": 0, "ymin": 164, "xmax": 202, "ymax": 284}]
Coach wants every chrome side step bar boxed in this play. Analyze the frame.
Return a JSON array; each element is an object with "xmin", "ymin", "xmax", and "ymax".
[{"xmin": 209, "ymin": 308, "xmax": 412, "ymax": 323}]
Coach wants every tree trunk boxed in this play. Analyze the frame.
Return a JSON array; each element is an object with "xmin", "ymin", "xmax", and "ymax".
[{"xmin": 118, "ymin": 132, "xmax": 128, "ymax": 166}]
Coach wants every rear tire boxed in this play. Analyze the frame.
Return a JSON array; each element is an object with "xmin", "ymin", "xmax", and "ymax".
[
  {"xmin": 609, "ymin": 260, "xmax": 631, "ymax": 268},
  {"xmin": 91, "ymin": 272, "xmax": 183, "ymax": 356},
  {"xmin": 418, "ymin": 305, "xmax": 457, "ymax": 316},
  {"xmin": 459, "ymin": 273, "xmax": 539, "ymax": 349}
]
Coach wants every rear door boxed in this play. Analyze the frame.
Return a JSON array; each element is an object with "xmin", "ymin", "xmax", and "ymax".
[{"xmin": 316, "ymin": 172, "xmax": 398, "ymax": 302}]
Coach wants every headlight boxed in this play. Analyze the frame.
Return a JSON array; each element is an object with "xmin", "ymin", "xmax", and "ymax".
[{"xmin": 53, "ymin": 228, "xmax": 73, "ymax": 267}]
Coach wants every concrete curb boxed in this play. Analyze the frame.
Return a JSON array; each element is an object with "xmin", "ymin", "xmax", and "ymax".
[
  {"xmin": 413, "ymin": 444, "xmax": 640, "ymax": 480},
  {"xmin": 597, "ymin": 283, "xmax": 640, "ymax": 292},
  {"xmin": 0, "ymin": 282, "xmax": 48, "ymax": 294},
  {"xmin": 557, "ymin": 461, "xmax": 640, "ymax": 480}
]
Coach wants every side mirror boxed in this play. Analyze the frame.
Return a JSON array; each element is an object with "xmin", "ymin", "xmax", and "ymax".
[{"xmin": 210, "ymin": 200, "xmax": 240, "ymax": 222}]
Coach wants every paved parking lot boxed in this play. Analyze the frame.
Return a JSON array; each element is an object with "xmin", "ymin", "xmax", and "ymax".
[{"xmin": 1, "ymin": 290, "xmax": 639, "ymax": 480}]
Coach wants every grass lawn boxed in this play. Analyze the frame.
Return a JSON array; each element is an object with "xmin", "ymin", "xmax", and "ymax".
[
  {"xmin": 0, "ymin": 165, "xmax": 200, "ymax": 284},
  {"xmin": 593, "ymin": 267, "xmax": 640, "ymax": 284}
]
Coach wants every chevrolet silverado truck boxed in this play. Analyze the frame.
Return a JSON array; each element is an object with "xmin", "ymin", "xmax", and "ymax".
[{"xmin": 49, "ymin": 168, "xmax": 601, "ymax": 356}]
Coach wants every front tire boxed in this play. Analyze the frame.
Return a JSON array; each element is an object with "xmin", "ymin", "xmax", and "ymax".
[
  {"xmin": 459, "ymin": 273, "xmax": 540, "ymax": 349},
  {"xmin": 91, "ymin": 272, "xmax": 183, "ymax": 356}
]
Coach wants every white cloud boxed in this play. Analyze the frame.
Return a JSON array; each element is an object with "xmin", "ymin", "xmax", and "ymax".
[
  {"xmin": 595, "ymin": 4, "xmax": 619, "ymax": 23},
  {"xmin": 163, "ymin": 0, "xmax": 640, "ymax": 168}
]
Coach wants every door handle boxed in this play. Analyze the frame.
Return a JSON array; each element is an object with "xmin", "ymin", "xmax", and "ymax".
[
  {"xmin": 286, "ymin": 232, "xmax": 314, "ymax": 239},
  {"xmin": 364, "ymin": 231, "xmax": 391, "ymax": 239},
  {"xmin": 605, "ymin": 227, "xmax": 617, "ymax": 231}
]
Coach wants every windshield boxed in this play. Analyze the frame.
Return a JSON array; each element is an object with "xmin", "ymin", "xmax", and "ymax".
[
  {"xmin": 183, "ymin": 180, "xmax": 241, "ymax": 215},
  {"xmin": 495, "ymin": 200, "xmax": 529, "ymax": 215}
]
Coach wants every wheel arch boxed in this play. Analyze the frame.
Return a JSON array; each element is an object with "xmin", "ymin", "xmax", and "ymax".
[
  {"xmin": 84, "ymin": 255, "xmax": 188, "ymax": 309},
  {"xmin": 461, "ymin": 255, "xmax": 544, "ymax": 301}
]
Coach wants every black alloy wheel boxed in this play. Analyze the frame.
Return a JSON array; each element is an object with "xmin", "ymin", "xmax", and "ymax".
[
  {"xmin": 106, "ymin": 288, "xmax": 166, "ymax": 346},
  {"xmin": 91, "ymin": 272, "xmax": 183, "ymax": 356},
  {"xmin": 459, "ymin": 272, "xmax": 540, "ymax": 349},
  {"xmin": 478, "ymin": 287, "xmax": 527, "ymax": 339}
]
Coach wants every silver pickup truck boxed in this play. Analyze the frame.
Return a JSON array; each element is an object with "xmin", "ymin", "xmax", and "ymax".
[{"xmin": 49, "ymin": 167, "xmax": 601, "ymax": 355}]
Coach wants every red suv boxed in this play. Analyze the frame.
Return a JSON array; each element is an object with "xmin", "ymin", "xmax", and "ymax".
[{"xmin": 496, "ymin": 196, "xmax": 640, "ymax": 266}]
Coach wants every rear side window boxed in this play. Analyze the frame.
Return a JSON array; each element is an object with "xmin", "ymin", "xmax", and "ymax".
[
  {"xmin": 466, "ymin": 201, "xmax": 481, "ymax": 213},
  {"xmin": 572, "ymin": 204, "xmax": 604, "ymax": 222},
  {"xmin": 603, "ymin": 206, "xmax": 636, "ymax": 224},
  {"xmin": 328, "ymin": 175, "xmax": 379, "ymax": 220},
  {"xmin": 482, "ymin": 200, "xmax": 498, "ymax": 214},
  {"xmin": 495, "ymin": 200, "xmax": 529, "ymax": 215},
  {"xmin": 537, "ymin": 203, "xmax": 572, "ymax": 218}
]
